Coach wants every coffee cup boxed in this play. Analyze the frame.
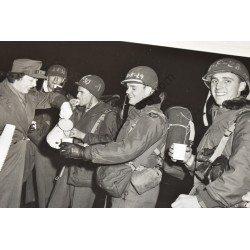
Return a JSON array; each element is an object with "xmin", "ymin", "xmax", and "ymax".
[{"xmin": 172, "ymin": 143, "xmax": 187, "ymax": 161}]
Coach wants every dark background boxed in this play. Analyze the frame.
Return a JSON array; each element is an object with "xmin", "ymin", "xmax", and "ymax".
[
  {"xmin": 1, "ymin": 41, "xmax": 250, "ymax": 207},
  {"xmin": 1, "ymin": 41, "xmax": 250, "ymax": 145}
]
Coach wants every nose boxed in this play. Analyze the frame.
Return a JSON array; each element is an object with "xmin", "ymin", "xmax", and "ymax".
[
  {"xmin": 216, "ymin": 80, "xmax": 225, "ymax": 90},
  {"xmin": 126, "ymin": 88, "xmax": 131, "ymax": 95},
  {"xmin": 54, "ymin": 76, "xmax": 59, "ymax": 83}
]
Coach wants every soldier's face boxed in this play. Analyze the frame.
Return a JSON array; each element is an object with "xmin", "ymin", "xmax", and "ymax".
[
  {"xmin": 126, "ymin": 83, "xmax": 153, "ymax": 105},
  {"xmin": 210, "ymin": 72, "xmax": 246, "ymax": 107},
  {"xmin": 47, "ymin": 75, "xmax": 65, "ymax": 90},
  {"xmin": 15, "ymin": 75, "xmax": 37, "ymax": 94},
  {"xmin": 77, "ymin": 86, "xmax": 93, "ymax": 106}
]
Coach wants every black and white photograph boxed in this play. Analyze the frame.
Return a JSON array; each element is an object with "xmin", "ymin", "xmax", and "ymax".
[
  {"xmin": 1, "ymin": 41, "xmax": 250, "ymax": 209},
  {"xmin": 1, "ymin": 1, "xmax": 250, "ymax": 250}
]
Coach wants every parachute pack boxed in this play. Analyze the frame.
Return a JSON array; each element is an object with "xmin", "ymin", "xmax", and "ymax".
[{"xmin": 163, "ymin": 106, "xmax": 195, "ymax": 180}]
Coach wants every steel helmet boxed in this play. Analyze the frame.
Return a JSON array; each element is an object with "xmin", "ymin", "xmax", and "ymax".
[
  {"xmin": 121, "ymin": 66, "xmax": 158, "ymax": 90},
  {"xmin": 202, "ymin": 58, "xmax": 250, "ymax": 88},
  {"xmin": 75, "ymin": 75, "xmax": 105, "ymax": 99},
  {"xmin": 47, "ymin": 65, "xmax": 67, "ymax": 79},
  {"xmin": 202, "ymin": 58, "xmax": 250, "ymax": 126}
]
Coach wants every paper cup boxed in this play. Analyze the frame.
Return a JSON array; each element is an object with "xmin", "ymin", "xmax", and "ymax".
[
  {"xmin": 172, "ymin": 143, "xmax": 187, "ymax": 161},
  {"xmin": 61, "ymin": 137, "xmax": 73, "ymax": 143}
]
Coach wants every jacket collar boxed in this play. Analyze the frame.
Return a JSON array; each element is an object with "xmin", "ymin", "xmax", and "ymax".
[
  {"xmin": 222, "ymin": 96, "xmax": 250, "ymax": 110},
  {"xmin": 134, "ymin": 90, "xmax": 162, "ymax": 110},
  {"xmin": 210, "ymin": 96, "xmax": 250, "ymax": 121},
  {"xmin": 128, "ymin": 91, "xmax": 163, "ymax": 119}
]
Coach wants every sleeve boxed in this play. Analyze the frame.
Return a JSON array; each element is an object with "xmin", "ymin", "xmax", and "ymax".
[
  {"xmin": 31, "ymin": 91, "xmax": 68, "ymax": 110},
  {"xmin": 83, "ymin": 110, "xmax": 122, "ymax": 145},
  {"xmin": 197, "ymin": 112, "xmax": 250, "ymax": 207},
  {"xmin": 28, "ymin": 113, "xmax": 52, "ymax": 146},
  {"xmin": 86, "ymin": 115, "xmax": 165, "ymax": 165}
]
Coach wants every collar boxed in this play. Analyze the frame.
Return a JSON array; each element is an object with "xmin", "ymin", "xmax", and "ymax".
[
  {"xmin": 128, "ymin": 91, "xmax": 163, "ymax": 119},
  {"xmin": 6, "ymin": 80, "xmax": 26, "ymax": 106},
  {"xmin": 134, "ymin": 91, "xmax": 162, "ymax": 110},
  {"xmin": 222, "ymin": 96, "xmax": 250, "ymax": 110}
]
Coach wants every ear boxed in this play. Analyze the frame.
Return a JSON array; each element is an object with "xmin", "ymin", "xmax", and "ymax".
[
  {"xmin": 239, "ymin": 81, "xmax": 247, "ymax": 92},
  {"xmin": 145, "ymin": 86, "xmax": 154, "ymax": 95}
]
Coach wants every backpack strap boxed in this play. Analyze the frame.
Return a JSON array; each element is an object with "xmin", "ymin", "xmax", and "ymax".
[
  {"xmin": 209, "ymin": 122, "xmax": 236, "ymax": 163},
  {"xmin": 90, "ymin": 109, "xmax": 112, "ymax": 133},
  {"xmin": 209, "ymin": 109, "xmax": 250, "ymax": 163}
]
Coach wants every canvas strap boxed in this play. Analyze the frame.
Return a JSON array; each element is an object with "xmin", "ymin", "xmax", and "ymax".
[{"xmin": 90, "ymin": 109, "xmax": 112, "ymax": 133}]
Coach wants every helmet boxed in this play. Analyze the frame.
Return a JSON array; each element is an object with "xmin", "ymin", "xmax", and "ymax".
[
  {"xmin": 202, "ymin": 58, "xmax": 250, "ymax": 88},
  {"xmin": 121, "ymin": 66, "xmax": 158, "ymax": 89},
  {"xmin": 202, "ymin": 58, "xmax": 250, "ymax": 126},
  {"xmin": 47, "ymin": 65, "xmax": 67, "ymax": 79},
  {"xmin": 75, "ymin": 75, "xmax": 105, "ymax": 99}
]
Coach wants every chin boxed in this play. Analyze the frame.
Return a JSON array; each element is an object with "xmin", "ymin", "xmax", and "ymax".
[{"xmin": 214, "ymin": 96, "xmax": 226, "ymax": 104}]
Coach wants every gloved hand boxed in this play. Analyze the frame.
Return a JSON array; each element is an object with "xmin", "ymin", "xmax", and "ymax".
[
  {"xmin": 59, "ymin": 102, "xmax": 73, "ymax": 119},
  {"xmin": 60, "ymin": 142, "xmax": 90, "ymax": 161}
]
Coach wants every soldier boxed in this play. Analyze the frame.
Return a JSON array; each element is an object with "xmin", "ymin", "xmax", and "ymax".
[
  {"xmin": 27, "ymin": 65, "xmax": 69, "ymax": 207},
  {"xmin": 59, "ymin": 66, "xmax": 168, "ymax": 208},
  {"xmin": 0, "ymin": 59, "xmax": 72, "ymax": 208},
  {"xmin": 49, "ymin": 75, "xmax": 122, "ymax": 207},
  {"xmin": 170, "ymin": 58, "xmax": 250, "ymax": 208}
]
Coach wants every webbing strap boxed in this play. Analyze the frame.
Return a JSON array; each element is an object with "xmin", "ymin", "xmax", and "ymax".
[
  {"xmin": 209, "ymin": 122, "xmax": 236, "ymax": 163},
  {"xmin": 203, "ymin": 91, "xmax": 211, "ymax": 127},
  {"xmin": 90, "ymin": 109, "xmax": 112, "ymax": 133}
]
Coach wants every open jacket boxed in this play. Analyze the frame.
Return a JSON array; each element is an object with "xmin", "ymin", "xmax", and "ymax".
[
  {"xmin": 194, "ymin": 97, "xmax": 250, "ymax": 207},
  {"xmin": 73, "ymin": 101, "xmax": 122, "ymax": 146},
  {"xmin": 67, "ymin": 101, "xmax": 122, "ymax": 187}
]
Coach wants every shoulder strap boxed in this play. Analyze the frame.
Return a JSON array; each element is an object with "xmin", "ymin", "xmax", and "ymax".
[
  {"xmin": 90, "ymin": 109, "xmax": 112, "ymax": 133},
  {"xmin": 209, "ymin": 109, "xmax": 250, "ymax": 163},
  {"xmin": 131, "ymin": 134, "xmax": 167, "ymax": 169},
  {"xmin": 209, "ymin": 122, "xmax": 236, "ymax": 163}
]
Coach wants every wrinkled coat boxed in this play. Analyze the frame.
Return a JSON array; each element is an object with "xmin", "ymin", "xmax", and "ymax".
[
  {"xmin": 68, "ymin": 101, "xmax": 122, "ymax": 187},
  {"xmin": 0, "ymin": 80, "xmax": 67, "ymax": 207},
  {"xmin": 194, "ymin": 97, "xmax": 250, "ymax": 207},
  {"xmin": 87, "ymin": 104, "xmax": 168, "ymax": 166},
  {"xmin": 84, "ymin": 93, "xmax": 168, "ymax": 207}
]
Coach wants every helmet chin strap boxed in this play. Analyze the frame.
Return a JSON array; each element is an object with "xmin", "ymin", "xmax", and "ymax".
[{"xmin": 203, "ymin": 91, "xmax": 211, "ymax": 127}]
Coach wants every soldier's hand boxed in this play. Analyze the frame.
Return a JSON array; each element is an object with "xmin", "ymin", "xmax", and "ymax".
[
  {"xmin": 242, "ymin": 192, "xmax": 250, "ymax": 208},
  {"xmin": 69, "ymin": 128, "xmax": 86, "ymax": 140},
  {"xmin": 169, "ymin": 144, "xmax": 193, "ymax": 163},
  {"xmin": 60, "ymin": 142, "xmax": 89, "ymax": 161}
]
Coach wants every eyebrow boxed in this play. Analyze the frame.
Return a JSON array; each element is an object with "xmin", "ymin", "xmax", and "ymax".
[{"xmin": 212, "ymin": 76, "xmax": 234, "ymax": 80}]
